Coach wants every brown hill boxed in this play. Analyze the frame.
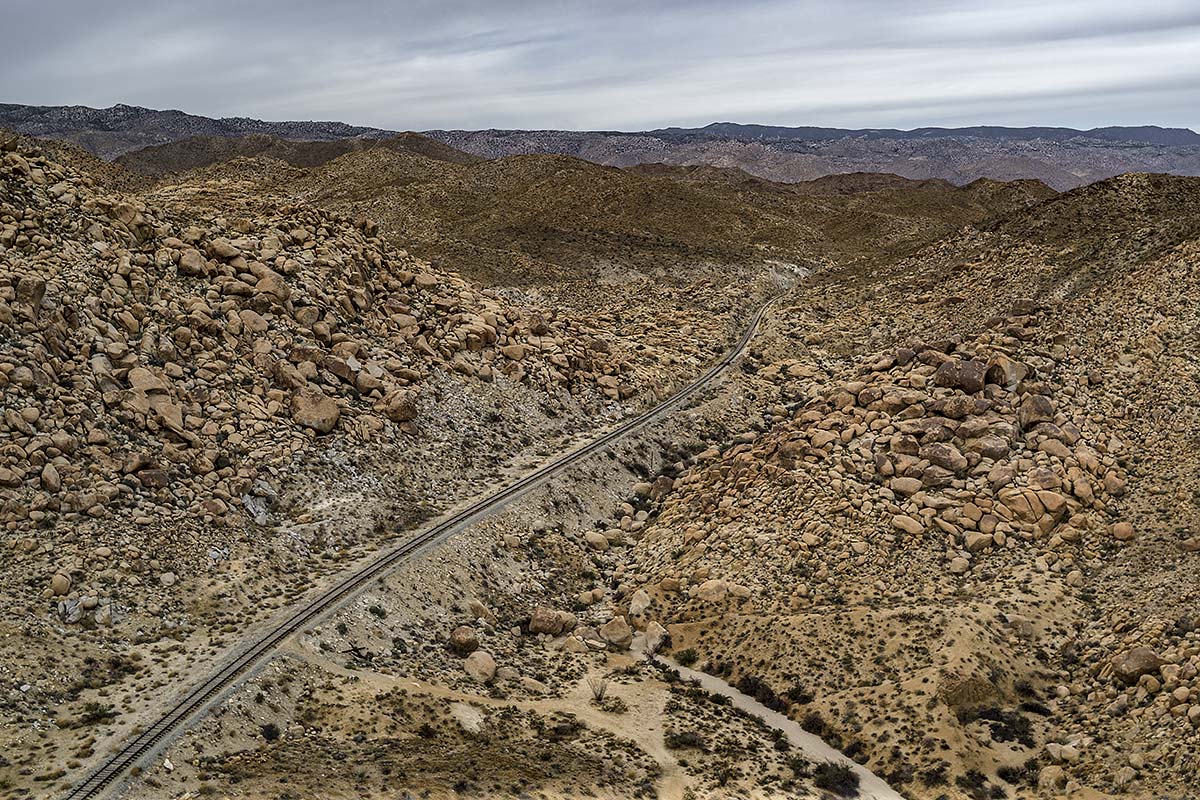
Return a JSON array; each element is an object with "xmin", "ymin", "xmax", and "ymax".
[
  {"xmin": 261, "ymin": 148, "xmax": 1056, "ymax": 290},
  {"xmin": 981, "ymin": 172, "xmax": 1200, "ymax": 270},
  {"xmin": 114, "ymin": 132, "xmax": 479, "ymax": 176}
]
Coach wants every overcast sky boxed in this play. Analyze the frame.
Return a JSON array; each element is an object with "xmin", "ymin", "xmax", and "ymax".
[{"xmin": 3, "ymin": 0, "xmax": 1199, "ymax": 131}]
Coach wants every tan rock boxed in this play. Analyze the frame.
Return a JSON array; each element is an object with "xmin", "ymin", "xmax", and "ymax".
[
  {"xmin": 1112, "ymin": 647, "xmax": 1166, "ymax": 685},
  {"xmin": 290, "ymin": 390, "xmax": 340, "ymax": 433},
  {"xmin": 694, "ymin": 579, "xmax": 729, "ymax": 602},
  {"xmin": 464, "ymin": 650, "xmax": 496, "ymax": 683},
  {"xmin": 40, "ymin": 464, "xmax": 61, "ymax": 493},
  {"xmin": 529, "ymin": 606, "xmax": 564, "ymax": 635},
  {"xmin": 599, "ymin": 615, "xmax": 633, "ymax": 649},
  {"xmin": 1112, "ymin": 522, "xmax": 1135, "ymax": 541},
  {"xmin": 891, "ymin": 476, "xmax": 923, "ymax": 497}
]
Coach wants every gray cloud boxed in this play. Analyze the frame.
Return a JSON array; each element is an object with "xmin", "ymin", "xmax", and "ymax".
[{"xmin": 1, "ymin": 0, "xmax": 1198, "ymax": 130}]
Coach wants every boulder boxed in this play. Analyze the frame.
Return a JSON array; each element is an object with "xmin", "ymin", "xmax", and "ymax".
[
  {"xmin": 1111, "ymin": 647, "xmax": 1166, "ymax": 685},
  {"xmin": 529, "ymin": 606, "xmax": 564, "ymax": 635},
  {"xmin": 208, "ymin": 237, "xmax": 242, "ymax": 259},
  {"xmin": 41, "ymin": 464, "xmax": 61, "ymax": 493},
  {"xmin": 644, "ymin": 621, "xmax": 668, "ymax": 654},
  {"xmin": 1037, "ymin": 766, "xmax": 1067, "ymax": 793},
  {"xmin": 933, "ymin": 358, "xmax": 986, "ymax": 393},
  {"xmin": 599, "ymin": 616, "xmax": 633, "ymax": 649},
  {"xmin": 464, "ymin": 650, "xmax": 497, "ymax": 683},
  {"xmin": 921, "ymin": 442, "xmax": 968, "ymax": 472},
  {"xmin": 291, "ymin": 390, "xmax": 340, "ymax": 433},
  {"xmin": 449, "ymin": 625, "xmax": 479, "ymax": 655},
  {"xmin": 177, "ymin": 248, "xmax": 209, "ymax": 276},
  {"xmin": 1018, "ymin": 394, "xmax": 1056, "ymax": 429},
  {"xmin": 1112, "ymin": 522, "xmax": 1135, "ymax": 541},
  {"xmin": 985, "ymin": 354, "xmax": 1029, "ymax": 389},
  {"xmin": 694, "ymin": 579, "xmax": 729, "ymax": 602},
  {"xmin": 380, "ymin": 390, "xmax": 418, "ymax": 422},
  {"xmin": 256, "ymin": 271, "xmax": 291, "ymax": 302},
  {"xmin": 628, "ymin": 588, "xmax": 651, "ymax": 617}
]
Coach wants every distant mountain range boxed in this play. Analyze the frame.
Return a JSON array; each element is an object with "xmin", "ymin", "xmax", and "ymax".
[
  {"xmin": 3, "ymin": 102, "xmax": 1199, "ymax": 189},
  {"xmin": 650, "ymin": 121, "xmax": 1200, "ymax": 146},
  {"xmin": 0, "ymin": 102, "xmax": 395, "ymax": 159}
]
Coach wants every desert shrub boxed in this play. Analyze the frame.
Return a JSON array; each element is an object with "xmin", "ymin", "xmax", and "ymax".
[
  {"xmin": 920, "ymin": 764, "xmax": 948, "ymax": 786},
  {"xmin": 799, "ymin": 711, "xmax": 828, "ymax": 736},
  {"xmin": 735, "ymin": 673, "xmax": 786, "ymax": 712},
  {"xmin": 79, "ymin": 702, "xmax": 117, "ymax": 725},
  {"xmin": 973, "ymin": 708, "xmax": 1035, "ymax": 747},
  {"xmin": 675, "ymin": 648, "xmax": 699, "ymax": 666},
  {"xmin": 587, "ymin": 677, "xmax": 609, "ymax": 702},
  {"xmin": 813, "ymin": 762, "xmax": 860, "ymax": 797},
  {"xmin": 786, "ymin": 755, "xmax": 811, "ymax": 777},
  {"xmin": 785, "ymin": 683, "xmax": 813, "ymax": 705},
  {"xmin": 664, "ymin": 730, "xmax": 707, "ymax": 750}
]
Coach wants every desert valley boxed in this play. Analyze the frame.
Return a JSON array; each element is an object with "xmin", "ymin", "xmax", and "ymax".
[{"xmin": 3, "ymin": 12, "xmax": 1200, "ymax": 799}]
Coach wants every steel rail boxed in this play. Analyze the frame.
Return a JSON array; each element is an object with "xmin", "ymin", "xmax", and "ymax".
[{"xmin": 63, "ymin": 297, "xmax": 775, "ymax": 800}]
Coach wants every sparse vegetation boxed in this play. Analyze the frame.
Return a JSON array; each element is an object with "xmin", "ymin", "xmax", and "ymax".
[{"xmin": 813, "ymin": 762, "xmax": 860, "ymax": 797}]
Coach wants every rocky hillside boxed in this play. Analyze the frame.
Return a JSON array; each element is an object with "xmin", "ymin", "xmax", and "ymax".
[
  {"xmin": 583, "ymin": 173, "xmax": 1200, "ymax": 797},
  {"xmin": 7, "ymin": 109, "xmax": 1200, "ymax": 800},
  {"xmin": 145, "ymin": 167, "xmax": 1199, "ymax": 800},
  {"xmin": 0, "ymin": 129, "xmax": 741, "ymax": 796}
]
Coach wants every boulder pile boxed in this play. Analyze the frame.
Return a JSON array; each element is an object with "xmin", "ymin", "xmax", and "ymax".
[{"xmin": 0, "ymin": 135, "xmax": 634, "ymax": 618}]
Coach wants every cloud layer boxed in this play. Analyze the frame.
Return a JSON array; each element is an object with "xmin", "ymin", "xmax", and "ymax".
[{"xmin": 3, "ymin": 0, "xmax": 1198, "ymax": 131}]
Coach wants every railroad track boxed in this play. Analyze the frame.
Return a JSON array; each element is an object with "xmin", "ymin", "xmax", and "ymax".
[{"xmin": 64, "ymin": 298, "xmax": 776, "ymax": 800}]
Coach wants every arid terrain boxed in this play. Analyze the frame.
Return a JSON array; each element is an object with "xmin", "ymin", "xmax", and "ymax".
[
  {"xmin": 2, "ymin": 110, "xmax": 1199, "ymax": 800},
  {"xmin": 5, "ymin": 104, "xmax": 1200, "ymax": 190}
]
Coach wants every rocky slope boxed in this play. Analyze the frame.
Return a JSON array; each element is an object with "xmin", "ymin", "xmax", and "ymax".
[
  {"xmin": 0, "ymin": 129, "xmax": 745, "ymax": 797},
  {"xmin": 189, "ymin": 167, "xmax": 1196, "ymax": 800},
  {"xmin": 589, "ymin": 173, "xmax": 1200, "ymax": 798},
  {"xmin": 126, "ymin": 139, "xmax": 1053, "ymax": 300},
  {"xmin": 126, "ymin": 167, "xmax": 1200, "ymax": 798}
]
